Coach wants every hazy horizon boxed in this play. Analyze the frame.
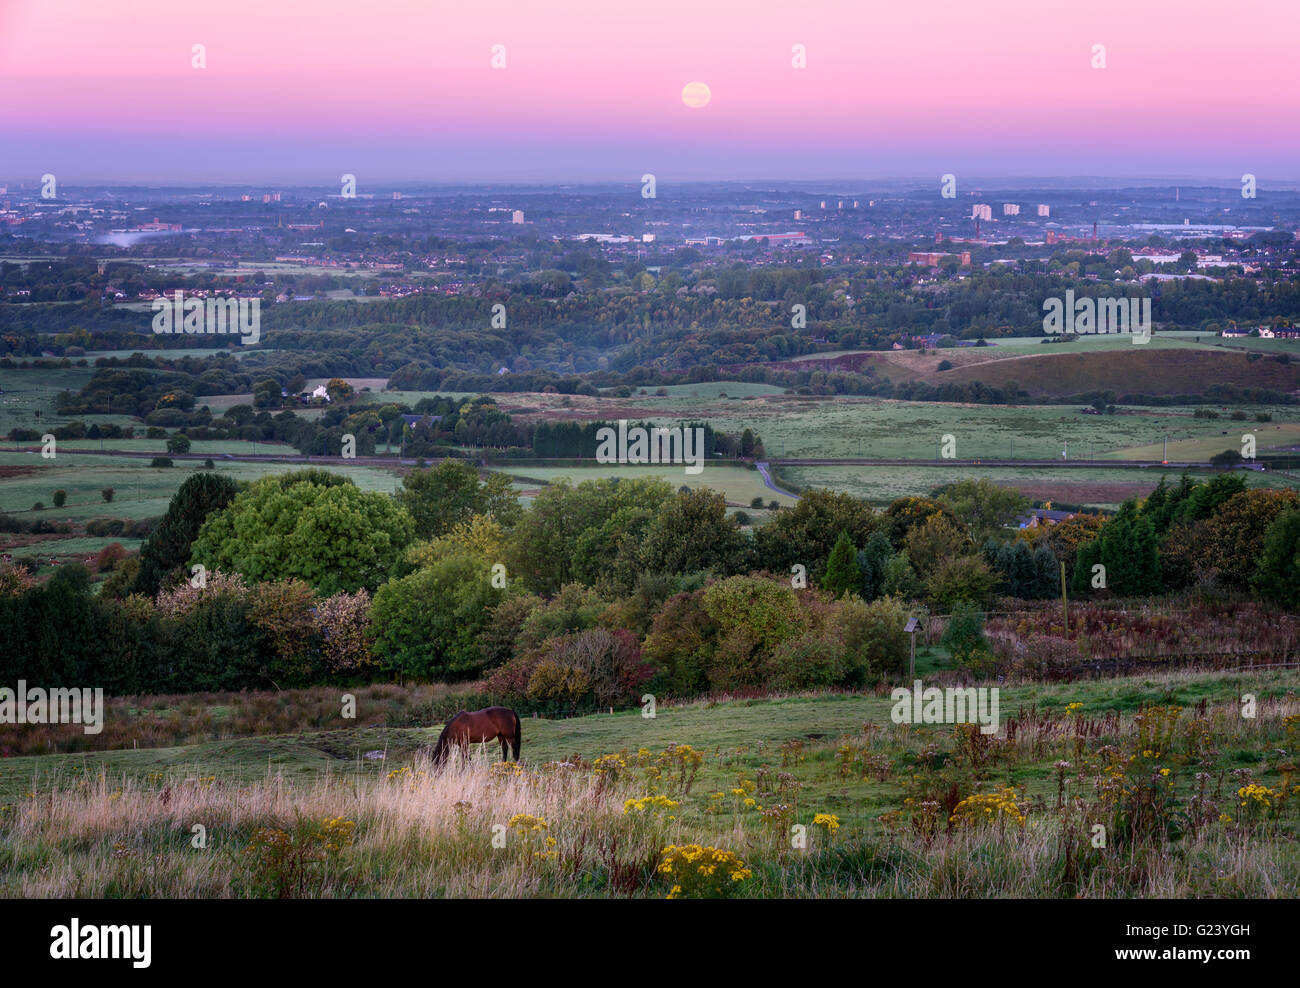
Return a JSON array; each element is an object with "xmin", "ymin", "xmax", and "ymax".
[
  {"xmin": 4, "ymin": 174, "xmax": 1299, "ymax": 192},
  {"xmin": 3, "ymin": 0, "xmax": 1297, "ymax": 185}
]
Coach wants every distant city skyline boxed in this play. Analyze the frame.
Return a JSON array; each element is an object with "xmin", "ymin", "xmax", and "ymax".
[{"xmin": 3, "ymin": 0, "xmax": 1297, "ymax": 184}]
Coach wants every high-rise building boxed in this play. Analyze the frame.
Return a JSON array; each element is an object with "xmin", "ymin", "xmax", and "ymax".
[
  {"xmin": 1037, "ymin": 204, "xmax": 1050, "ymax": 217},
  {"xmin": 512, "ymin": 210, "xmax": 525, "ymax": 224},
  {"xmin": 972, "ymin": 204, "xmax": 992, "ymax": 221},
  {"xmin": 793, "ymin": 209, "xmax": 802, "ymax": 220},
  {"xmin": 1003, "ymin": 203, "xmax": 1020, "ymax": 216}
]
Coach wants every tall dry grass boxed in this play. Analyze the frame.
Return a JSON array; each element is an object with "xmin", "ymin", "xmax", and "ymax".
[
  {"xmin": 0, "ymin": 682, "xmax": 476, "ymax": 757},
  {"xmin": 5, "ymin": 748, "xmax": 1298, "ymax": 898},
  {"xmin": 0, "ymin": 754, "xmax": 676, "ymax": 898}
]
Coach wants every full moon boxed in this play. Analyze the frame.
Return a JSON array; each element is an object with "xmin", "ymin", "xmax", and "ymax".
[{"xmin": 681, "ymin": 82, "xmax": 711, "ymax": 109}]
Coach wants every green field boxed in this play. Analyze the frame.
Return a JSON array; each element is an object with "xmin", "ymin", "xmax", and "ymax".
[
  {"xmin": 701, "ymin": 397, "xmax": 1298, "ymax": 461},
  {"xmin": 3, "ymin": 666, "xmax": 1292, "ymax": 808},
  {"xmin": 488, "ymin": 461, "xmax": 795, "ymax": 507},
  {"xmin": 622, "ymin": 381, "xmax": 788, "ymax": 399},
  {"xmin": 0, "ymin": 367, "xmax": 106, "ymax": 433},
  {"xmin": 781, "ymin": 462, "xmax": 1300, "ymax": 509},
  {"xmin": 0, "ymin": 451, "xmax": 401, "ymax": 526}
]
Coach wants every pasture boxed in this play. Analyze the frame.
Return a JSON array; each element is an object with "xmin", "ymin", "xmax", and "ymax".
[
  {"xmin": 0, "ymin": 450, "xmax": 403, "ymax": 568},
  {"xmin": 780, "ymin": 462, "xmax": 1300, "ymax": 509},
  {"xmin": 2, "ymin": 666, "xmax": 1297, "ymax": 897},
  {"xmin": 487, "ymin": 462, "xmax": 795, "ymax": 507},
  {"xmin": 700, "ymin": 397, "xmax": 1300, "ymax": 462}
]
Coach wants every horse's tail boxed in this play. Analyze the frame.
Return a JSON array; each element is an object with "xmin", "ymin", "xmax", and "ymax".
[{"xmin": 512, "ymin": 710, "xmax": 522, "ymax": 762}]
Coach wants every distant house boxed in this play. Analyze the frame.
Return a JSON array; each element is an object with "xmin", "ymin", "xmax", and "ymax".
[
  {"xmin": 1015, "ymin": 508, "xmax": 1078, "ymax": 529},
  {"xmin": 399, "ymin": 414, "xmax": 442, "ymax": 429}
]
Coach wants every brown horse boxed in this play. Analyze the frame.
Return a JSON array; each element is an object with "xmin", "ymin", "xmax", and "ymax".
[{"xmin": 429, "ymin": 706, "xmax": 522, "ymax": 766}]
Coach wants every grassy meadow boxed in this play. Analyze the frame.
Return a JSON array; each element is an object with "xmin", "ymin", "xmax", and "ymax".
[
  {"xmin": 2, "ymin": 667, "xmax": 1298, "ymax": 897},
  {"xmin": 778, "ymin": 463, "xmax": 1300, "ymax": 509},
  {"xmin": 488, "ymin": 462, "xmax": 795, "ymax": 508}
]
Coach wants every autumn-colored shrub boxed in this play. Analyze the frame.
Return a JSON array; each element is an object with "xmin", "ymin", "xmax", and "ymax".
[
  {"xmin": 314, "ymin": 589, "xmax": 373, "ymax": 675},
  {"xmin": 488, "ymin": 627, "xmax": 651, "ymax": 715},
  {"xmin": 154, "ymin": 569, "xmax": 249, "ymax": 617},
  {"xmin": 94, "ymin": 542, "xmax": 128, "ymax": 573},
  {"xmin": 249, "ymin": 579, "xmax": 320, "ymax": 684}
]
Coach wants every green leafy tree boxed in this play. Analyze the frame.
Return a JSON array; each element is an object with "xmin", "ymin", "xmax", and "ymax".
[
  {"xmin": 325, "ymin": 378, "xmax": 354, "ymax": 402},
  {"xmin": 835, "ymin": 595, "xmax": 910, "ymax": 681},
  {"xmin": 253, "ymin": 378, "xmax": 282, "ymax": 409},
  {"xmin": 882, "ymin": 496, "xmax": 960, "ymax": 550},
  {"xmin": 1198, "ymin": 489, "xmax": 1298, "ymax": 587},
  {"xmin": 855, "ymin": 531, "xmax": 894, "ymax": 600},
  {"xmin": 821, "ymin": 532, "xmax": 861, "ymax": 598},
  {"xmin": 988, "ymin": 539, "xmax": 1059, "ymax": 599},
  {"xmin": 509, "ymin": 477, "xmax": 672, "ymax": 594},
  {"xmin": 398, "ymin": 459, "xmax": 520, "ymax": 540},
  {"xmin": 134, "ymin": 472, "xmax": 240, "ymax": 596},
  {"xmin": 699, "ymin": 575, "xmax": 807, "ymax": 690},
  {"xmin": 368, "ymin": 554, "xmax": 506, "ymax": 679},
  {"xmin": 190, "ymin": 476, "xmax": 414, "ymax": 594},
  {"xmin": 753, "ymin": 489, "xmax": 877, "ymax": 581},
  {"xmin": 903, "ymin": 513, "xmax": 973, "ymax": 580},
  {"xmin": 166, "ymin": 434, "xmax": 192, "ymax": 455},
  {"xmin": 642, "ymin": 590, "xmax": 716, "ymax": 696},
  {"xmin": 628, "ymin": 489, "xmax": 751, "ymax": 582},
  {"xmin": 928, "ymin": 554, "xmax": 996, "ymax": 609},
  {"xmin": 881, "ymin": 551, "xmax": 923, "ymax": 600},
  {"xmin": 940, "ymin": 601, "xmax": 991, "ymax": 670},
  {"xmin": 1072, "ymin": 499, "xmax": 1162, "ymax": 596},
  {"xmin": 1175, "ymin": 473, "xmax": 1247, "ymax": 527},
  {"xmin": 934, "ymin": 479, "xmax": 1030, "ymax": 543},
  {"xmin": 1253, "ymin": 508, "xmax": 1300, "ymax": 606}
]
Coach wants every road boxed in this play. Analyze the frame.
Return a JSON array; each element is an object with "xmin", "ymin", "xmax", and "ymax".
[{"xmin": 754, "ymin": 461, "xmax": 801, "ymax": 500}]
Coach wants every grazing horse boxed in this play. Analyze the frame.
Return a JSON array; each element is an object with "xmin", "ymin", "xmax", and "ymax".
[{"xmin": 430, "ymin": 706, "xmax": 521, "ymax": 766}]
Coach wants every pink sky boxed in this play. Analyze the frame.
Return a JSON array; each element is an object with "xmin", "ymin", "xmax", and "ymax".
[{"xmin": 2, "ymin": 0, "xmax": 1297, "ymax": 182}]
